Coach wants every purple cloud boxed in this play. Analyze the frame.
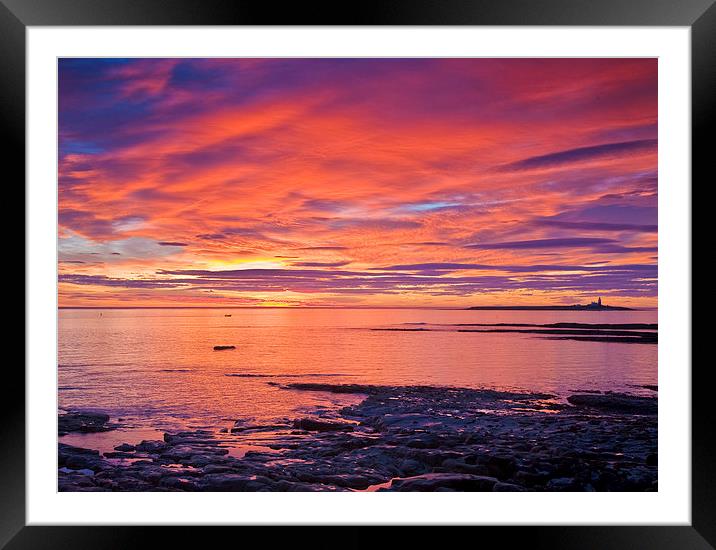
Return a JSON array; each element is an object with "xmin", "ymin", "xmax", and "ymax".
[{"xmin": 500, "ymin": 139, "xmax": 657, "ymax": 172}]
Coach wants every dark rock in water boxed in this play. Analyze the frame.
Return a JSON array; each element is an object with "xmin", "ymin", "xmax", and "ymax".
[
  {"xmin": 114, "ymin": 443, "xmax": 135, "ymax": 452},
  {"xmin": 646, "ymin": 453, "xmax": 658, "ymax": 466},
  {"xmin": 231, "ymin": 421, "xmax": 289, "ymax": 433},
  {"xmin": 567, "ymin": 393, "xmax": 657, "ymax": 414},
  {"xmin": 389, "ymin": 473, "xmax": 498, "ymax": 492},
  {"xmin": 135, "ymin": 440, "xmax": 167, "ymax": 453},
  {"xmin": 292, "ymin": 418, "xmax": 354, "ymax": 432},
  {"xmin": 213, "ymin": 345, "xmax": 236, "ymax": 351},
  {"xmin": 58, "ymin": 411, "xmax": 114, "ymax": 435}
]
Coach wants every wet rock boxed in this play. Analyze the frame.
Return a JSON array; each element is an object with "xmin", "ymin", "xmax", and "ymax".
[
  {"xmin": 160, "ymin": 476, "xmax": 199, "ymax": 491},
  {"xmin": 292, "ymin": 418, "xmax": 354, "ymax": 432},
  {"xmin": 405, "ymin": 433, "xmax": 443, "ymax": 449},
  {"xmin": 58, "ymin": 443, "xmax": 107, "ymax": 471},
  {"xmin": 59, "ymin": 382, "xmax": 657, "ymax": 492},
  {"xmin": 397, "ymin": 459, "xmax": 427, "ymax": 477},
  {"xmin": 114, "ymin": 443, "xmax": 136, "ymax": 452},
  {"xmin": 58, "ymin": 411, "xmax": 114, "ymax": 435},
  {"xmin": 440, "ymin": 458, "xmax": 491, "ymax": 476},
  {"xmin": 483, "ymin": 455, "xmax": 517, "ymax": 479},
  {"xmin": 59, "ymin": 467, "xmax": 95, "ymax": 476},
  {"xmin": 567, "ymin": 394, "xmax": 657, "ymax": 415},
  {"xmin": 406, "ymin": 449, "xmax": 463, "ymax": 467},
  {"xmin": 646, "ymin": 453, "xmax": 658, "ymax": 466},
  {"xmin": 135, "ymin": 440, "xmax": 167, "ymax": 453}
]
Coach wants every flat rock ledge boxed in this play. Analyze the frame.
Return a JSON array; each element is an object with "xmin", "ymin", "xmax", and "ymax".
[
  {"xmin": 58, "ymin": 411, "xmax": 118, "ymax": 436},
  {"xmin": 58, "ymin": 384, "xmax": 657, "ymax": 492}
]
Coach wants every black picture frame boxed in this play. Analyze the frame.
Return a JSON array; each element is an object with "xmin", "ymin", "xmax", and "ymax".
[{"xmin": 4, "ymin": 0, "xmax": 709, "ymax": 547}]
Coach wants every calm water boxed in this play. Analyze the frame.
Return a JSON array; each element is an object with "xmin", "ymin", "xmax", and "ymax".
[{"xmin": 58, "ymin": 308, "xmax": 657, "ymax": 448}]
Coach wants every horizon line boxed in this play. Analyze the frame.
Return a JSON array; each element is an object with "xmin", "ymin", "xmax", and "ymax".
[{"xmin": 57, "ymin": 305, "xmax": 655, "ymax": 311}]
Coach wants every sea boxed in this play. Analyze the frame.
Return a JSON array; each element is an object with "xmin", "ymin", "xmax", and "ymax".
[{"xmin": 58, "ymin": 307, "xmax": 657, "ymax": 452}]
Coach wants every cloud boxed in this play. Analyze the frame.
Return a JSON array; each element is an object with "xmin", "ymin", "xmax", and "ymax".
[
  {"xmin": 466, "ymin": 238, "xmax": 615, "ymax": 250},
  {"xmin": 292, "ymin": 261, "xmax": 350, "ymax": 267},
  {"xmin": 59, "ymin": 264, "xmax": 656, "ymax": 299},
  {"xmin": 499, "ymin": 139, "xmax": 657, "ymax": 172},
  {"xmin": 535, "ymin": 220, "xmax": 657, "ymax": 233},
  {"xmin": 58, "ymin": 58, "xmax": 658, "ymax": 306}
]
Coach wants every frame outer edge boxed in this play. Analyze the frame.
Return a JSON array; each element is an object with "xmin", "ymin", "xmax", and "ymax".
[
  {"xmin": 0, "ymin": 0, "xmax": 27, "ymax": 549},
  {"xmin": 5, "ymin": 0, "xmax": 711, "ymax": 546},
  {"xmin": 691, "ymin": 1, "xmax": 716, "ymax": 548},
  {"xmin": 0, "ymin": 0, "xmax": 715, "ymax": 26}
]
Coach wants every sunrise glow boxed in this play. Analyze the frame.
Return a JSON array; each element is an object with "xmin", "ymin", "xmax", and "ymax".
[{"xmin": 58, "ymin": 58, "xmax": 657, "ymax": 308}]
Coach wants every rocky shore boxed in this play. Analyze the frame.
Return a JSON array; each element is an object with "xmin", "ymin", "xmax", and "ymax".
[{"xmin": 58, "ymin": 383, "xmax": 657, "ymax": 492}]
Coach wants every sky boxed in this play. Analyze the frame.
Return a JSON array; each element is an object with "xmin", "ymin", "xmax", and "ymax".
[{"xmin": 58, "ymin": 58, "xmax": 657, "ymax": 308}]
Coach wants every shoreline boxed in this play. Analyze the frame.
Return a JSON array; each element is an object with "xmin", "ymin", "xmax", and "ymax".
[{"xmin": 58, "ymin": 382, "xmax": 657, "ymax": 492}]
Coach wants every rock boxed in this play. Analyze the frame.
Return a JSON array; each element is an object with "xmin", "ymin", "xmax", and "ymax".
[
  {"xmin": 397, "ymin": 459, "xmax": 426, "ymax": 477},
  {"xmin": 58, "ymin": 411, "xmax": 114, "ymax": 435},
  {"xmin": 483, "ymin": 455, "xmax": 517, "ymax": 479},
  {"xmin": 567, "ymin": 394, "xmax": 657, "ymax": 415},
  {"xmin": 199, "ymin": 474, "xmax": 273, "ymax": 492},
  {"xmin": 159, "ymin": 476, "xmax": 198, "ymax": 491},
  {"xmin": 292, "ymin": 418, "xmax": 354, "ymax": 432},
  {"xmin": 405, "ymin": 433, "xmax": 442, "ymax": 449},
  {"xmin": 546, "ymin": 477, "xmax": 578, "ymax": 491},
  {"xmin": 135, "ymin": 440, "xmax": 167, "ymax": 453},
  {"xmin": 57, "ymin": 382, "xmax": 657, "ymax": 493},
  {"xmin": 213, "ymin": 345, "xmax": 236, "ymax": 351},
  {"xmin": 390, "ymin": 473, "xmax": 498, "ymax": 492},
  {"xmin": 407, "ymin": 449, "xmax": 463, "ymax": 467},
  {"xmin": 58, "ymin": 443, "xmax": 106, "ymax": 471},
  {"xmin": 103, "ymin": 451, "xmax": 135, "ymax": 459},
  {"xmin": 440, "ymin": 458, "xmax": 491, "ymax": 476},
  {"xmin": 59, "ymin": 467, "xmax": 95, "ymax": 476}
]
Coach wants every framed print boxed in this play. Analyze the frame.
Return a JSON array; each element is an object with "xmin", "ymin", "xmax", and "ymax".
[{"xmin": 5, "ymin": 0, "xmax": 711, "ymax": 547}]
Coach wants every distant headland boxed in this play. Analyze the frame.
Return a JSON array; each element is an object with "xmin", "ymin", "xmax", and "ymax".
[{"xmin": 467, "ymin": 297, "xmax": 632, "ymax": 311}]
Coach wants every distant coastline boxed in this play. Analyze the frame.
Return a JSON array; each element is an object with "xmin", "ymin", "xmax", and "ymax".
[
  {"xmin": 467, "ymin": 304, "xmax": 632, "ymax": 311},
  {"xmin": 468, "ymin": 298, "xmax": 631, "ymax": 311}
]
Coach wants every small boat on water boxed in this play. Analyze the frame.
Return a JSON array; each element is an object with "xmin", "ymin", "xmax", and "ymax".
[
  {"xmin": 213, "ymin": 345, "xmax": 236, "ymax": 351},
  {"xmin": 224, "ymin": 314, "xmax": 232, "ymax": 317}
]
